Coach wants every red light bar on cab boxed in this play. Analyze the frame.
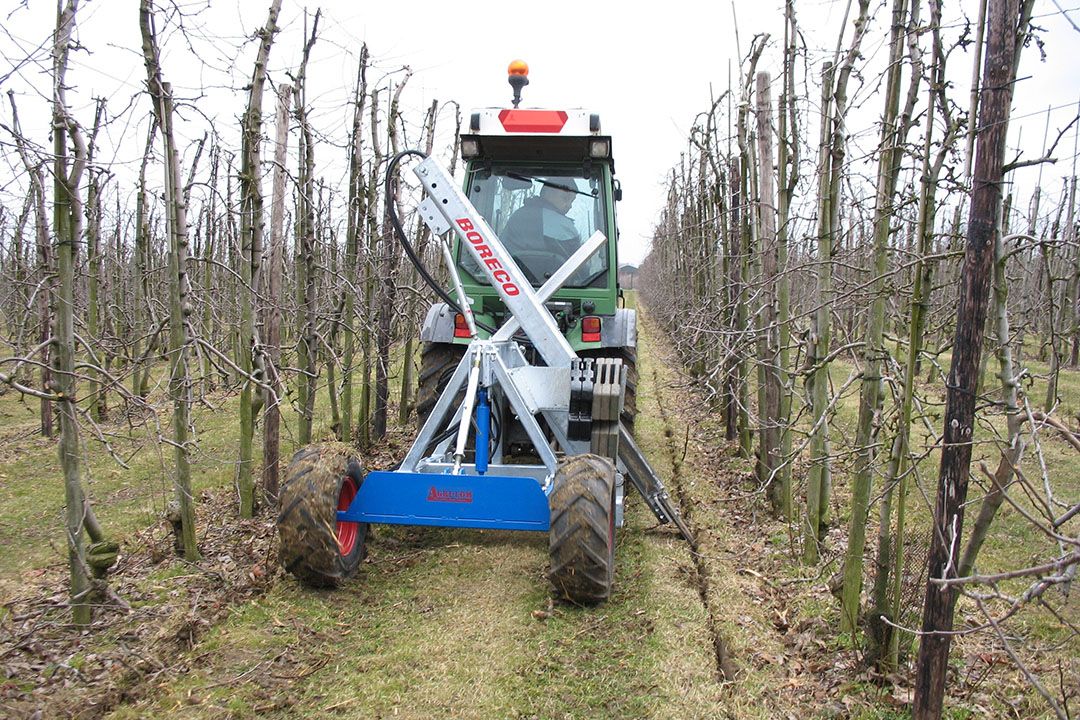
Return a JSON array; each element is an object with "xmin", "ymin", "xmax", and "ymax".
[{"xmin": 498, "ymin": 109, "xmax": 568, "ymax": 133}]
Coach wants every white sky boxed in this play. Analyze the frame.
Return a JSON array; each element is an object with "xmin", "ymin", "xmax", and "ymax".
[{"xmin": 1, "ymin": 0, "xmax": 1078, "ymax": 264}]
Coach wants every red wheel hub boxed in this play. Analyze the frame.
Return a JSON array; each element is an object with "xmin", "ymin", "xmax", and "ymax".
[{"xmin": 336, "ymin": 477, "xmax": 360, "ymax": 556}]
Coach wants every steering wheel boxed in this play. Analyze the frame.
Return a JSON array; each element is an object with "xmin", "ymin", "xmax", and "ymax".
[{"xmin": 511, "ymin": 248, "xmax": 569, "ymax": 284}]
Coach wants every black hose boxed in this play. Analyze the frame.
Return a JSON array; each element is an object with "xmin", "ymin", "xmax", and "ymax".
[{"xmin": 384, "ymin": 149, "xmax": 496, "ymax": 334}]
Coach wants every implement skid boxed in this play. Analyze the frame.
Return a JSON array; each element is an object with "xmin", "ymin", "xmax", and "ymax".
[{"xmin": 335, "ymin": 156, "xmax": 693, "ymax": 545}]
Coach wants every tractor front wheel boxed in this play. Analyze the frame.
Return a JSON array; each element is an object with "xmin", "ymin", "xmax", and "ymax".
[
  {"xmin": 416, "ymin": 342, "xmax": 467, "ymax": 427},
  {"xmin": 548, "ymin": 454, "xmax": 616, "ymax": 604},
  {"xmin": 277, "ymin": 443, "xmax": 367, "ymax": 588}
]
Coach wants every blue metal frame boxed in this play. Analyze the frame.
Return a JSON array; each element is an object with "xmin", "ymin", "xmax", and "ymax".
[{"xmin": 337, "ymin": 469, "xmax": 550, "ymax": 531}]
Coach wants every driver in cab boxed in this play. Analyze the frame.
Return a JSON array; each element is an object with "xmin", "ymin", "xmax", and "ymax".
[{"xmin": 501, "ymin": 178, "xmax": 581, "ymax": 280}]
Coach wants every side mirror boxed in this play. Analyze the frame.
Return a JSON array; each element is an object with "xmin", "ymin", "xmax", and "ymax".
[{"xmin": 614, "ymin": 180, "xmax": 623, "ymax": 202}]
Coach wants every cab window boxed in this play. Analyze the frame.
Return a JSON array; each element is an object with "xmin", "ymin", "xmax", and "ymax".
[{"xmin": 460, "ymin": 166, "xmax": 608, "ymax": 288}]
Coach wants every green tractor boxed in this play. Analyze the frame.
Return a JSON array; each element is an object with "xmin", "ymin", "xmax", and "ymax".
[{"xmin": 419, "ymin": 61, "xmax": 637, "ymax": 435}]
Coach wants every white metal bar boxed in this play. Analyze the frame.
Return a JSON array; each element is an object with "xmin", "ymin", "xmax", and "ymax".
[
  {"xmin": 440, "ymin": 238, "xmax": 478, "ymax": 337},
  {"xmin": 490, "ymin": 351, "xmax": 559, "ymax": 474},
  {"xmin": 491, "ymin": 230, "xmax": 606, "ymax": 342},
  {"xmin": 412, "ymin": 157, "xmax": 576, "ymax": 368},
  {"xmin": 400, "ymin": 350, "xmax": 471, "ymax": 471},
  {"xmin": 453, "ymin": 352, "xmax": 482, "ymax": 473}
]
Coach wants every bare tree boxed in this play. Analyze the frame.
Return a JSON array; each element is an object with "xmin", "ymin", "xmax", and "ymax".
[
  {"xmin": 237, "ymin": 0, "xmax": 282, "ymax": 517},
  {"xmin": 52, "ymin": 0, "xmax": 93, "ymax": 624},
  {"xmin": 140, "ymin": 0, "xmax": 200, "ymax": 561},
  {"xmin": 5, "ymin": 92, "xmax": 55, "ymax": 437},
  {"xmin": 293, "ymin": 11, "xmax": 320, "ymax": 445},
  {"xmin": 840, "ymin": 0, "xmax": 923, "ymax": 634},
  {"xmin": 340, "ymin": 44, "xmax": 369, "ymax": 443}
]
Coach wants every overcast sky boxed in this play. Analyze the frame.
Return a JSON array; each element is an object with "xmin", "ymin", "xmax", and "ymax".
[{"xmin": 2, "ymin": 0, "xmax": 1078, "ymax": 264}]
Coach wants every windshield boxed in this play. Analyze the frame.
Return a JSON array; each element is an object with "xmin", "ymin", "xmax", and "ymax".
[{"xmin": 459, "ymin": 166, "xmax": 609, "ymax": 288}]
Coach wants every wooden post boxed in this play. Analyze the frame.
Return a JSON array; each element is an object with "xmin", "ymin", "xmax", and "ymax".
[
  {"xmin": 262, "ymin": 83, "xmax": 293, "ymax": 506},
  {"xmin": 754, "ymin": 71, "xmax": 786, "ymax": 518}
]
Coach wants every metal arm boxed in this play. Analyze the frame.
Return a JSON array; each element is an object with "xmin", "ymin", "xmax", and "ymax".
[{"xmin": 412, "ymin": 157, "xmax": 577, "ymax": 368}]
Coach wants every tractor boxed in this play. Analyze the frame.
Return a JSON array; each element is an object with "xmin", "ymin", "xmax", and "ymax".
[{"xmin": 276, "ymin": 61, "xmax": 691, "ymax": 605}]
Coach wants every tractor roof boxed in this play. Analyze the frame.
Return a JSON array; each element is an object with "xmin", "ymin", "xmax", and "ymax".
[{"xmin": 461, "ymin": 108, "xmax": 614, "ymax": 170}]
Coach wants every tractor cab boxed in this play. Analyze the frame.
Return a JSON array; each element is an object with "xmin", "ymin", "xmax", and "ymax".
[{"xmin": 421, "ymin": 62, "xmax": 633, "ymax": 364}]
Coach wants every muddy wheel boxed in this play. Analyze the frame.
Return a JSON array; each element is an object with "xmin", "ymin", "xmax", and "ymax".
[
  {"xmin": 416, "ymin": 342, "xmax": 467, "ymax": 427},
  {"xmin": 548, "ymin": 453, "xmax": 616, "ymax": 605},
  {"xmin": 277, "ymin": 443, "xmax": 367, "ymax": 588},
  {"xmin": 580, "ymin": 346, "xmax": 637, "ymax": 432}
]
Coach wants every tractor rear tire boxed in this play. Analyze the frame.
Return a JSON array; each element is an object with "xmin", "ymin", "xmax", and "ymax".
[
  {"xmin": 416, "ymin": 342, "xmax": 467, "ymax": 428},
  {"xmin": 580, "ymin": 347, "xmax": 638, "ymax": 432},
  {"xmin": 277, "ymin": 443, "xmax": 367, "ymax": 588},
  {"xmin": 548, "ymin": 453, "xmax": 616, "ymax": 605}
]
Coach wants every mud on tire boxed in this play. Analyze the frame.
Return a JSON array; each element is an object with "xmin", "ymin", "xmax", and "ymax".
[
  {"xmin": 548, "ymin": 453, "xmax": 616, "ymax": 604},
  {"xmin": 416, "ymin": 342, "xmax": 467, "ymax": 427},
  {"xmin": 277, "ymin": 442, "xmax": 367, "ymax": 588}
]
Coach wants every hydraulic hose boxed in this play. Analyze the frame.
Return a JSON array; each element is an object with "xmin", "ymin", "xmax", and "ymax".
[{"xmin": 384, "ymin": 149, "xmax": 496, "ymax": 334}]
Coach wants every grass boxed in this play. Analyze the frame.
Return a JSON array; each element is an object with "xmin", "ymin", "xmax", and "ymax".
[
  {"xmin": 106, "ymin": 501, "xmax": 724, "ymax": 717},
  {"xmin": 2, "ymin": 295, "xmax": 1077, "ymax": 718},
  {"xmin": 0, "ymin": 345, "xmax": 412, "ymax": 578},
  {"xmin": 103, "ymin": 318, "xmax": 733, "ymax": 717}
]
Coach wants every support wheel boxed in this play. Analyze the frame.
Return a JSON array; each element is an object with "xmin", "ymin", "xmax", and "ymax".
[
  {"xmin": 548, "ymin": 454, "xmax": 616, "ymax": 605},
  {"xmin": 277, "ymin": 442, "xmax": 367, "ymax": 588},
  {"xmin": 580, "ymin": 347, "xmax": 637, "ymax": 432},
  {"xmin": 416, "ymin": 342, "xmax": 467, "ymax": 427}
]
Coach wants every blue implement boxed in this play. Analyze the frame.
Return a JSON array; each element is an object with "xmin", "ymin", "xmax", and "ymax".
[{"xmin": 338, "ymin": 470, "xmax": 550, "ymax": 531}]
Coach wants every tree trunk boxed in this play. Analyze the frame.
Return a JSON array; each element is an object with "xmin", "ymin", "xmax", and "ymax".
[
  {"xmin": 805, "ymin": 61, "xmax": 836, "ymax": 565},
  {"xmin": 840, "ymin": 0, "xmax": 920, "ymax": 634},
  {"xmin": 373, "ymin": 75, "xmax": 411, "ymax": 441},
  {"xmin": 133, "ymin": 126, "xmax": 155, "ymax": 399},
  {"xmin": 140, "ymin": 0, "xmax": 200, "ymax": 562},
  {"xmin": 341, "ymin": 45, "xmax": 369, "ymax": 443},
  {"xmin": 754, "ymin": 71, "xmax": 786, "ymax": 517},
  {"xmin": 294, "ymin": 13, "xmax": 321, "ymax": 445},
  {"xmin": 957, "ymin": 222, "xmax": 1028, "ymax": 576},
  {"xmin": 806, "ymin": 0, "xmax": 872, "ymax": 565},
  {"xmin": 6, "ymin": 92, "xmax": 55, "ymax": 437},
  {"xmin": 913, "ymin": 0, "xmax": 1029, "ymax": 713},
  {"xmin": 728, "ymin": 156, "xmax": 751, "ymax": 453},
  {"xmin": 202, "ymin": 145, "xmax": 219, "ymax": 394},
  {"xmin": 359, "ymin": 95, "xmax": 380, "ymax": 447},
  {"xmin": 237, "ymin": 0, "xmax": 281, "ymax": 518},
  {"xmin": 86, "ymin": 98, "xmax": 107, "ymax": 421},
  {"xmin": 776, "ymin": 0, "xmax": 799, "ymax": 522},
  {"xmin": 398, "ymin": 99, "xmax": 439, "ymax": 426},
  {"xmin": 53, "ymin": 0, "xmax": 92, "ymax": 624}
]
